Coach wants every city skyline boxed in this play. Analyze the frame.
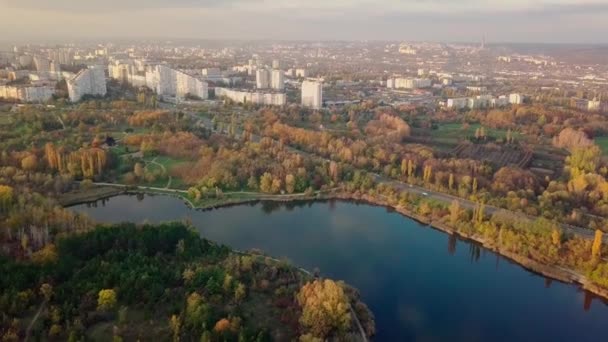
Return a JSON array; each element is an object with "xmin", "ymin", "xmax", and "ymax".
[{"xmin": 1, "ymin": 0, "xmax": 607, "ymax": 43}]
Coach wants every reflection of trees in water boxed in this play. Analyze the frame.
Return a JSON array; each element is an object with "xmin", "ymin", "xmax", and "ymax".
[
  {"xmin": 584, "ymin": 291, "xmax": 593, "ymax": 312},
  {"xmin": 136, "ymin": 193, "xmax": 145, "ymax": 202},
  {"xmin": 469, "ymin": 243, "xmax": 481, "ymax": 263},
  {"xmin": 260, "ymin": 200, "xmax": 314, "ymax": 214},
  {"xmin": 544, "ymin": 278, "xmax": 552, "ymax": 288},
  {"xmin": 329, "ymin": 199, "xmax": 336, "ymax": 211},
  {"xmin": 448, "ymin": 234, "xmax": 457, "ymax": 256}
]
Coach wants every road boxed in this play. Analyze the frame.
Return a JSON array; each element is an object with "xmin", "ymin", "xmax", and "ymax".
[{"xmin": 182, "ymin": 109, "xmax": 600, "ymax": 240}]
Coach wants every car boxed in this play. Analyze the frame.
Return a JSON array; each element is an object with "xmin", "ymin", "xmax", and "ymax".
[{"xmin": 422, "ymin": 192, "xmax": 429, "ymax": 196}]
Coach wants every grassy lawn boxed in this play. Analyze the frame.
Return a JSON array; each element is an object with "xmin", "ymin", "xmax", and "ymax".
[
  {"xmin": 595, "ymin": 136, "xmax": 608, "ymax": 155},
  {"xmin": 430, "ymin": 122, "xmax": 520, "ymax": 141}
]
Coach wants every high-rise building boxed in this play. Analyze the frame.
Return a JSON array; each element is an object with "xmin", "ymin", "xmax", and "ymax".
[
  {"xmin": 67, "ymin": 66, "xmax": 107, "ymax": 102},
  {"xmin": 301, "ymin": 80, "xmax": 323, "ymax": 109},
  {"xmin": 145, "ymin": 65, "xmax": 208, "ymax": 100},
  {"xmin": 272, "ymin": 59, "xmax": 281, "ymax": 69},
  {"xmin": 271, "ymin": 69, "xmax": 284, "ymax": 90},
  {"xmin": 256, "ymin": 68, "xmax": 270, "ymax": 89},
  {"xmin": 215, "ymin": 88, "xmax": 286, "ymax": 106}
]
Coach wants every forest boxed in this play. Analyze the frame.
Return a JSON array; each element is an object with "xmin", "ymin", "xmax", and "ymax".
[{"xmin": 0, "ymin": 222, "xmax": 374, "ymax": 341}]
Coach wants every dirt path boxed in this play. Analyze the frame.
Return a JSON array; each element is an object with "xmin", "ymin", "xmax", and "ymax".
[{"xmin": 24, "ymin": 301, "xmax": 46, "ymax": 342}]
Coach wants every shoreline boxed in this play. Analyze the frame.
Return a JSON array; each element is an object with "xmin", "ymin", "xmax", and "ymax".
[{"xmin": 64, "ymin": 186, "xmax": 608, "ymax": 302}]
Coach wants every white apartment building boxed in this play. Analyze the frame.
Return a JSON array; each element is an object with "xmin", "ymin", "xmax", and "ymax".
[
  {"xmin": 256, "ymin": 69, "xmax": 270, "ymax": 89},
  {"xmin": 146, "ymin": 65, "xmax": 208, "ymax": 100},
  {"xmin": 272, "ymin": 59, "xmax": 281, "ymax": 69},
  {"xmin": 67, "ymin": 66, "xmax": 107, "ymax": 102},
  {"xmin": 509, "ymin": 93, "xmax": 523, "ymax": 105},
  {"xmin": 215, "ymin": 88, "xmax": 286, "ymax": 106},
  {"xmin": 387, "ymin": 78, "xmax": 431, "ymax": 89},
  {"xmin": 0, "ymin": 85, "xmax": 55, "ymax": 102},
  {"xmin": 301, "ymin": 80, "xmax": 323, "ymax": 109},
  {"xmin": 588, "ymin": 99, "xmax": 601, "ymax": 112},
  {"xmin": 202, "ymin": 68, "xmax": 221, "ymax": 77},
  {"xmin": 446, "ymin": 98, "xmax": 468, "ymax": 109},
  {"xmin": 108, "ymin": 63, "xmax": 133, "ymax": 83},
  {"xmin": 271, "ymin": 69, "xmax": 284, "ymax": 90}
]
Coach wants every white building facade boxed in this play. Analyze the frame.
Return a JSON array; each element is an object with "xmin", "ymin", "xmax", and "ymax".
[
  {"xmin": 301, "ymin": 80, "xmax": 323, "ymax": 109},
  {"xmin": 67, "ymin": 66, "xmax": 107, "ymax": 102}
]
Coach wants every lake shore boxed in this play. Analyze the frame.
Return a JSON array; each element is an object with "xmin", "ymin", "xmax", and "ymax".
[{"xmin": 63, "ymin": 186, "xmax": 608, "ymax": 302}]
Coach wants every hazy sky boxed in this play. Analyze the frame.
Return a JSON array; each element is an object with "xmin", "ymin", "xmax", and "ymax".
[{"xmin": 1, "ymin": 0, "xmax": 607, "ymax": 43}]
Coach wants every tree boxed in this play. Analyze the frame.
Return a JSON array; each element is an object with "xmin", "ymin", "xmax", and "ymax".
[
  {"xmin": 0, "ymin": 185, "xmax": 14, "ymax": 212},
  {"xmin": 449, "ymin": 200, "xmax": 460, "ymax": 225},
  {"xmin": 97, "ymin": 289, "xmax": 117, "ymax": 311},
  {"xmin": 234, "ymin": 283, "xmax": 246, "ymax": 303},
  {"xmin": 169, "ymin": 314, "xmax": 181, "ymax": 342},
  {"xmin": 592, "ymin": 230, "xmax": 603, "ymax": 261},
  {"xmin": 448, "ymin": 173, "xmax": 455, "ymax": 191},
  {"xmin": 214, "ymin": 318, "xmax": 231, "ymax": 333},
  {"xmin": 40, "ymin": 283, "xmax": 53, "ymax": 302},
  {"xmin": 285, "ymin": 174, "xmax": 296, "ymax": 194},
  {"xmin": 259, "ymin": 173, "xmax": 273, "ymax": 193},
  {"xmin": 134, "ymin": 163, "xmax": 145, "ymax": 179},
  {"xmin": 21, "ymin": 154, "xmax": 38, "ymax": 171},
  {"xmin": 296, "ymin": 279, "xmax": 351, "ymax": 338}
]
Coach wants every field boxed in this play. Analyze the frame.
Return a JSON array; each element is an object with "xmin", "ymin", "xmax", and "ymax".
[
  {"xmin": 451, "ymin": 143, "xmax": 532, "ymax": 168},
  {"xmin": 430, "ymin": 123, "xmax": 520, "ymax": 141},
  {"xmin": 595, "ymin": 136, "xmax": 608, "ymax": 155}
]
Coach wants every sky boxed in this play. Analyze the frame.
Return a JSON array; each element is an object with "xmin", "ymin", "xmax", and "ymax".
[{"xmin": 0, "ymin": 0, "xmax": 607, "ymax": 43}]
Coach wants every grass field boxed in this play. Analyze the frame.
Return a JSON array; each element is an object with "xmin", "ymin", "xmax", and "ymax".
[
  {"xmin": 430, "ymin": 123, "xmax": 520, "ymax": 141},
  {"xmin": 595, "ymin": 136, "xmax": 608, "ymax": 155}
]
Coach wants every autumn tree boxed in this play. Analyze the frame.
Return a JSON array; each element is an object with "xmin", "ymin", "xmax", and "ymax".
[
  {"xmin": 259, "ymin": 172, "xmax": 273, "ymax": 193},
  {"xmin": 449, "ymin": 200, "xmax": 460, "ymax": 225},
  {"xmin": 297, "ymin": 279, "xmax": 351, "ymax": 338},
  {"xmin": 285, "ymin": 174, "xmax": 296, "ymax": 194},
  {"xmin": 592, "ymin": 230, "xmax": 603, "ymax": 261},
  {"xmin": 0, "ymin": 185, "xmax": 14, "ymax": 212},
  {"xmin": 97, "ymin": 289, "xmax": 117, "ymax": 311},
  {"xmin": 21, "ymin": 154, "xmax": 38, "ymax": 171}
]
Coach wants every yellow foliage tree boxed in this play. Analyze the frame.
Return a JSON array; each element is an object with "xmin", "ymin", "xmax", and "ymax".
[
  {"xmin": 296, "ymin": 279, "xmax": 351, "ymax": 339},
  {"xmin": 97, "ymin": 289, "xmax": 117, "ymax": 311}
]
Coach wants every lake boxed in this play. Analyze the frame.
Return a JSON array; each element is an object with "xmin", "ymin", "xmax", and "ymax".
[{"xmin": 70, "ymin": 194, "xmax": 608, "ymax": 342}]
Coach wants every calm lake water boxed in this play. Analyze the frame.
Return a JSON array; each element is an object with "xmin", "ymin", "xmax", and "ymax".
[{"xmin": 70, "ymin": 194, "xmax": 608, "ymax": 342}]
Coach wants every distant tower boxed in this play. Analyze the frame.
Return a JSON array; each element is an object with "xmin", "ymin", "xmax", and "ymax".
[{"xmin": 481, "ymin": 34, "xmax": 486, "ymax": 50}]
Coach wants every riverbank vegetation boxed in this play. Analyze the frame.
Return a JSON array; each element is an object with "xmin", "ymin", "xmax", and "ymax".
[{"xmin": 0, "ymin": 222, "xmax": 374, "ymax": 341}]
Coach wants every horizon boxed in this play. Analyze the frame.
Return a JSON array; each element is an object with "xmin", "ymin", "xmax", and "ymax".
[{"xmin": 1, "ymin": 0, "xmax": 607, "ymax": 44}]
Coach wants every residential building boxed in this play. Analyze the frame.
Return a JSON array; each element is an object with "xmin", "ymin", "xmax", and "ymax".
[
  {"xmin": 272, "ymin": 59, "xmax": 281, "ymax": 69},
  {"xmin": 588, "ymin": 98, "xmax": 601, "ymax": 112},
  {"xmin": 387, "ymin": 78, "xmax": 431, "ymax": 89},
  {"xmin": 256, "ymin": 68, "xmax": 270, "ymax": 89},
  {"xmin": 215, "ymin": 88, "xmax": 286, "ymax": 106},
  {"xmin": 301, "ymin": 80, "xmax": 323, "ymax": 109},
  {"xmin": 145, "ymin": 65, "xmax": 208, "ymax": 100},
  {"xmin": 0, "ymin": 85, "xmax": 54, "ymax": 102},
  {"xmin": 67, "ymin": 66, "xmax": 107, "ymax": 102},
  {"xmin": 509, "ymin": 93, "xmax": 523, "ymax": 105},
  {"xmin": 446, "ymin": 98, "xmax": 468, "ymax": 109},
  {"xmin": 271, "ymin": 69, "xmax": 284, "ymax": 90}
]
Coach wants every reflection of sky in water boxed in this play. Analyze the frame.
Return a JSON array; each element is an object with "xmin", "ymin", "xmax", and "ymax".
[{"xmin": 72, "ymin": 195, "xmax": 608, "ymax": 342}]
